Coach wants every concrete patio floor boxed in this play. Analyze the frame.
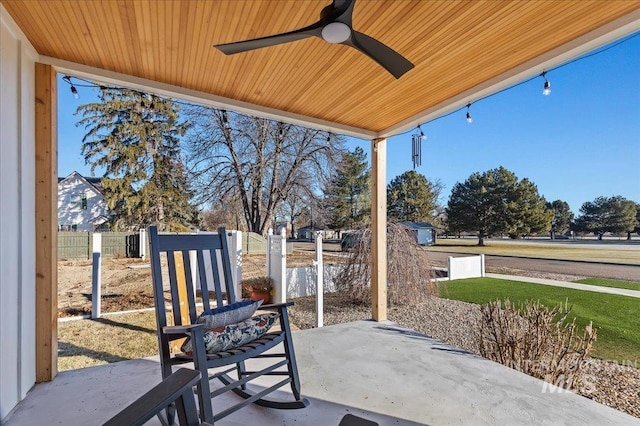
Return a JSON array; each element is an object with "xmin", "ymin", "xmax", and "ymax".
[{"xmin": 6, "ymin": 320, "xmax": 638, "ymax": 425}]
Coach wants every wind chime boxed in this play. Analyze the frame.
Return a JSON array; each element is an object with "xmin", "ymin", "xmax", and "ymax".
[{"xmin": 411, "ymin": 131, "xmax": 422, "ymax": 169}]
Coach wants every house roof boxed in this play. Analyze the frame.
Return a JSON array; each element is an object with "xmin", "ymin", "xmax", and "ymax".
[
  {"xmin": 58, "ymin": 171, "xmax": 103, "ymax": 194},
  {"xmin": 2, "ymin": 1, "xmax": 638, "ymax": 139},
  {"xmin": 401, "ymin": 222, "xmax": 436, "ymax": 230},
  {"xmin": 298, "ymin": 225, "xmax": 327, "ymax": 232}
]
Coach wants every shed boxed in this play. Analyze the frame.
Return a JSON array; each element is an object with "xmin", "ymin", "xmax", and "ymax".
[{"xmin": 401, "ymin": 222, "xmax": 436, "ymax": 246}]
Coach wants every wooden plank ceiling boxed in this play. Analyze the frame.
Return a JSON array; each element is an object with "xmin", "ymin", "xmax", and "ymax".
[{"xmin": 3, "ymin": 0, "xmax": 639, "ymax": 135}]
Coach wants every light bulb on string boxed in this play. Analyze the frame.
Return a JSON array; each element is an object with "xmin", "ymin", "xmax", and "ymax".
[
  {"xmin": 541, "ymin": 71, "xmax": 551, "ymax": 96},
  {"xmin": 466, "ymin": 104, "xmax": 473, "ymax": 123},
  {"xmin": 63, "ymin": 76, "xmax": 79, "ymax": 99}
]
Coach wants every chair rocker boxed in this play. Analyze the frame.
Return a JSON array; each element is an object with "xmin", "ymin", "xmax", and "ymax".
[{"xmin": 148, "ymin": 226, "xmax": 309, "ymax": 424}]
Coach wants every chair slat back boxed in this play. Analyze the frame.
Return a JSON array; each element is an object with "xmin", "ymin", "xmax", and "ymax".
[{"xmin": 148, "ymin": 227, "xmax": 237, "ymax": 334}]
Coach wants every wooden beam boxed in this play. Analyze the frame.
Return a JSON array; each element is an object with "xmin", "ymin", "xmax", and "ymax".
[
  {"xmin": 370, "ymin": 138, "xmax": 387, "ymax": 321},
  {"xmin": 35, "ymin": 63, "xmax": 58, "ymax": 382},
  {"xmin": 40, "ymin": 57, "xmax": 377, "ymax": 140}
]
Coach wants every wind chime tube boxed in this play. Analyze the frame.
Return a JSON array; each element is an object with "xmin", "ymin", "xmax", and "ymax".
[
  {"xmin": 412, "ymin": 134, "xmax": 416, "ymax": 169},
  {"xmin": 411, "ymin": 134, "xmax": 422, "ymax": 169}
]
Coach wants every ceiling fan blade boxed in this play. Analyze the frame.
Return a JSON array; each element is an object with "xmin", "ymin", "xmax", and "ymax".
[
  {"xmin": 346, "ymin": 31, "xmax": 414, "ymax": 79},
  {"xmin": 215, "ymin": 23, "xmax": 323, "ymax": 55}
]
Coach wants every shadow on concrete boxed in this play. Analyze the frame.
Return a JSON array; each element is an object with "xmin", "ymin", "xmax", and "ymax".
[{"xmin": 374, "ymin": 324, "xmax": 477, "ymax": 357}]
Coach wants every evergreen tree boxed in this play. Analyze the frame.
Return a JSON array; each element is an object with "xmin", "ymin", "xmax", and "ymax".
[
  {"xmin": 574, "ymin": 195, "xmax": 638, "ymax": 240},
  {"xmin": 77, "ymin": 89, "xmax": 195, "ymax": 231},
  {"xmin": 446, "ymin": 167, "xmax": 550, "ymax": 246},
  {"xmin": 508, "ymin": 178, "xmax": 553, "ymax": 238},
  {"xmin": 576, "ymin": 196, "xmax": 637, "ymax": 240},
  {"xmin": 546, "ymin": 200, "xmax": 574, "ymax": 238},
  {"xmin": 607, "ymin": 196, "xmax": 637, "ymax": 240},
  {"xmin": 387, "ymin": 170, "xmax": 441, "ymax": 223},
  {"xmin": 324, "ymin": 147, "xmax": 370, "ymax": 231}
]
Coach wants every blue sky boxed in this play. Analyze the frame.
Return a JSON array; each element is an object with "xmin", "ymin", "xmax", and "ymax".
[{"xmin": 58, "ymin": 33, "xmax": 639, "ymax": 215}]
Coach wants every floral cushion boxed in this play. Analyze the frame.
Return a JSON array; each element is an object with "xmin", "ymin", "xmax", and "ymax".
[
  {"xmin": 197, "ymin": 299, "xmax": 263, "ymax": 330},
  {"xmin": 181, "ymin": 313, "xmax": 280, "ymax": 355}
]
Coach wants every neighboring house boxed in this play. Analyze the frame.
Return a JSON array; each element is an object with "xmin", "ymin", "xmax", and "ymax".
[
  {"xmin": 274, "ymin": 221, "xmax": 292, "ymax": 237},
  {"xmin": 296, "ymin": 225, "xmax": 339, "ymax": 241},
  {"xmin": 401, "ymin": 222, "xmax": 436, "ymax": 246},
  {"xmin": 58, "ymin": 172, "xmax": 110, "ymax": 231}
]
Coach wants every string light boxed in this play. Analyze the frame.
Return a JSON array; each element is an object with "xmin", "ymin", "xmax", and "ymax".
[
  {"xmin": 58, "ymin": 31, "xmax": 638, "ymax": 146},
  {"xmin": 541, "ymin": 71, "xmax": 551, "ymax": 96},
  {"xmin": 63, "ymin": 76, "xmax": 79, "ymax": 99}
]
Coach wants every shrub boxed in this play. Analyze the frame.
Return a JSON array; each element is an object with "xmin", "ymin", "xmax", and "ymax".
[
  {"xmin": 240, "ymin": 276, "xmax": 273, "ymax": 297},
  {"xmin": 334, "ymin": 222, "xmax": 439, "ymax": 305},
  {"xmin": 475, "ymin": 298, "xmax": 597, "ymax": 391}
]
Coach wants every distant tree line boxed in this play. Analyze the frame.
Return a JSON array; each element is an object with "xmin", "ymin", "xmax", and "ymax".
[
  {"xmin": 443, "ymin": 170, "xmax": 638, "ymax": 245},
  {"xmin": 76, "ymin": 90, "xmax": 638, "ymax": 240}
]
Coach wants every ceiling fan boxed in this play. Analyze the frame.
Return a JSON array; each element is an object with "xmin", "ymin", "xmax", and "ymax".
[{"xmin": 214, "ymin": 0, "xmax": 414, "ymax": 79}]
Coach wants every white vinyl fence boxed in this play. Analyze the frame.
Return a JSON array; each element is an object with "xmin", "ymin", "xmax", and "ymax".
[
  {"xmin": 267, "ymin": 228, "xmax": 287, "ymax": 304},
  {"xmin": 447, "ymin": 254, "xmax": 485, "ymax": 280}
]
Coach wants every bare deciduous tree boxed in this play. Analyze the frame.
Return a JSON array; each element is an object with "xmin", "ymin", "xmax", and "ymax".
[
  {"xmin": 200, "ymin": 193, "xmax": 246, "ymax": 231},
  {"xmin": 184, "ymin": 107, "xmax": 344, "ymax": 235}
]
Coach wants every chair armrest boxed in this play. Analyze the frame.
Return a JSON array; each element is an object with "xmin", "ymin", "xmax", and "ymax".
[
  {"xmin": 260, "ymin": 301, "xmax": 294, "ymax": 310},
  {"xmin": 162, "ymin": 323, "xmax": 205, "ymax": 335},
  {"xmin": 103, "ymin": 369, "xmax": 201, "ymax": 426}
]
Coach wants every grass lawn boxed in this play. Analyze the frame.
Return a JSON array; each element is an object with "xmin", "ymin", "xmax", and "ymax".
[
  {"xmin": 574, "ymin": 277, "xmax": 640, "ymax": 291},
  {"xmin": 440, "ymin": 277, "xmax": 640, "ymax": 363},
  {"xmin": 58, "ymin": 311, "xmax": 158, "ymax": 371}
]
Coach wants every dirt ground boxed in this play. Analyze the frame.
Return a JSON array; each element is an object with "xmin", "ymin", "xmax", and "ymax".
[
  {"xmin": 58, "ymin": 258, "xmax": 154, "ymax": 317},
  {"xmin": 57, "ymin": 251, "xmax": 346, "ymax": 317},
  {"xmin": 57, "ymin": 247, "xmax": 583, "ymax": 317}
]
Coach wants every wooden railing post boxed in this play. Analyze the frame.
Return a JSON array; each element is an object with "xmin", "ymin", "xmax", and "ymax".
[
  {"xmin": 371, "ymin": 137, "xmax": 387, "ymax": 321},
  {"xmin": 35, "ymin": 63, "xmax": 57, "ymax": 382}
]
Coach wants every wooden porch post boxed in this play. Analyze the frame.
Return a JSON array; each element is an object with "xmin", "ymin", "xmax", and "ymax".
[
  {"xmin": 371, "ymin": 138, "xmax": 387, "ymax": 321},
  {"xmin": 35, "ymin": 63, "xmax": 58, "ymax": 382}
]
